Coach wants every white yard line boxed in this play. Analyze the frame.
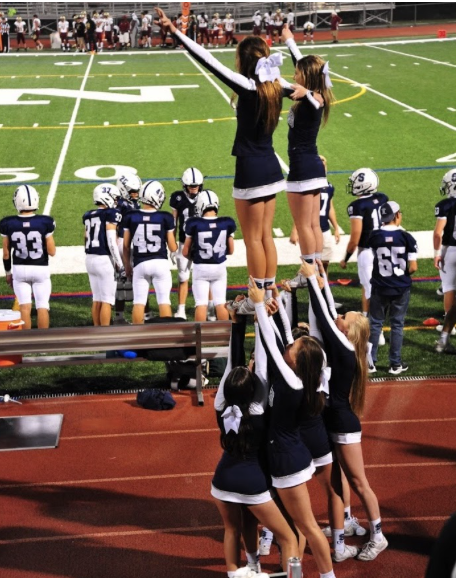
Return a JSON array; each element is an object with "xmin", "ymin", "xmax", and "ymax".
[
  {"xmin": 370, "ymin": 44, "xmax": 456, "ymax": 67},
  {"xmin": 331, "ymin": 70, "xmax": 456, "ymax": 132},
  {"xmin": 44, "ymin": 54, "xmax": 94, "ymax": 215}
]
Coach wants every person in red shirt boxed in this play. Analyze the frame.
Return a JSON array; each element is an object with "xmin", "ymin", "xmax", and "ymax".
[{"xmin": 330, "ymin": 11, "xmax": 342, "ymax": 43}]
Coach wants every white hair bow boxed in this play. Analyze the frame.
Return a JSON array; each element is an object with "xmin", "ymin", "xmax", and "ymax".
[
  {"xmin": 322, "ymin": 61, "xmax": 333, "ymax": 89},
  {"xmin": 255, "ymin": 53, "xmax": 283, "ymax": 83},
  {"xmin": 222, "ymin": 405, "xmax": 243, "ymax": 434},
  {"xmin": 317, "ymin": 365, "xmax": 331, "ymax": 395}
]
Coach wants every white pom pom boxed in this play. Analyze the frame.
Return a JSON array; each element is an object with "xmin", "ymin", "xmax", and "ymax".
[{"xmin": 3, "ymin": 394, "xmax": 10, "ymax": 402}]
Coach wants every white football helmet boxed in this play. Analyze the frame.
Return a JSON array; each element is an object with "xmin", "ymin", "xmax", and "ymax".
[
  {"xmin": 140, "ymin": 180, "xmax": 166, "ymax": 209},
  {"xmin": 93, "ymin": 183, "xmax": 119, "ymax": 208},
  {"xmin": 13, "ymin": 185, "xmax": 39, "ymax": 212},
  {"xmin": 196, "ymin": 189, "xmax": 219, "ymax": 216},
  {"xmin": 346, "ymin": 168, "xmax": 379, "ymax": 196},
  {"xmin": 116, "ymin": 172, "xmax": 142, "ymax": 201},
  {"xmin": 440, "ymin": 168, "xmax": 456, "ymax": 198},
  {"xmin": 181, "ymin": 167, "xmax": 204, "ymax": 197}
]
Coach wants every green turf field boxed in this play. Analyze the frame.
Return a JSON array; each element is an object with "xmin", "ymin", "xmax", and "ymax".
[{"xmin": 0, "ymin": 36, "xmax": 456, "ymax": 394}]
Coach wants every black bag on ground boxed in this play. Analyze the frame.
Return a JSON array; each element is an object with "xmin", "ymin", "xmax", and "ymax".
[{"xmin": 137, "ymin": 388, "xmax": 176, "ymax": 410}]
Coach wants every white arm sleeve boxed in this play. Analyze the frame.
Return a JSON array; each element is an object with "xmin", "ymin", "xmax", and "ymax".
[
  {"xmin": 255, "ymin": 302, "xmax": 302, "ymax": 390},
  {"xmin": 285, "ymin": 37, "xmax": 303, "ymax": 61},
  {"xmin": 214, "ymin": 329, "xmax": 233, "ymax": 411},
  {"xmin": 276, "ymin": 295, "xmax": 294, "ymax": 345},
  {"xmin": 250, "ymin": 323, "xmax": 268, "ymax": 415},
  {"xmin": 106, "ymin": 229, "xmax": 123, "ymax": 270},
  {"xmin": 322, "ymin": 271, "xmax": 338, "ymax": 320},
  {"xmin": 175, "ymin": 28, "xmax": 256, "ymax": 92}
]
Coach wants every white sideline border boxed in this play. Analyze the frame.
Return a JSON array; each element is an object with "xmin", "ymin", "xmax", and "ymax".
[
  {"xmin": 51, "ymin": 230, "xmax": 436, "ymax": 275},
  {"xmin": 0, "ymin": 37, "xmax": 455, "ymax": 58}
]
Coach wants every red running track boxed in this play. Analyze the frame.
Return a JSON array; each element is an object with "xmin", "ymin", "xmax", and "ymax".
[{"xmin": 0, "ymin": 378, "xmax": 455, "ymax": 578}]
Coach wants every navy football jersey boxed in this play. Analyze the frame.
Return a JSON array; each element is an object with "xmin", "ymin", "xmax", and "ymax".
[
  {"xmin": 0, "ymin": 214, "xmax": 55, "ymax": 267},
  {"xmin": 116, "ymin": 197, "xmax": 139, "ymax": 237},
  {"xmin": 435, "ymin": 197, "xmax": 456, "ymax": 247},
  {"xmin": 367, "ymin": 226, "xmax": 418, "ymax": 295},
  {"xmin": 185, "ymin": 216, "xmax": 236, "ymax": 265},
  {"xmin": 320, "ymin": 183, "xmax": 334, "ymax": 233},
  {"xmin": 124, "ymin": 210, "xmax": 175, "ymax": 266},
  {"xmin": 169, "ymin": 190, "xmax": 197, "ymax": 244},
  {"xmin": 83, "ymin": 207, "xmax": 121, "ymax": 256},
  {"xmin": 347, "ymin": 192, "xmax": 389, "ymax": 248}
]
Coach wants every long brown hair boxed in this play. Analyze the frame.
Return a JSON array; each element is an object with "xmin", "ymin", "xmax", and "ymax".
[
  {"xmin": 294, "ymin": 336, "xmax": 326, "ymax": 418},
  {"xmin": 294, "ymin": 55, "xmax": 334, "ymax": 125},
  {"xmin": 233, "ymin": 36, "xmax": 283, "ymax": 134},
  {"xmin": 347, "ymin": 314, "xmax": 370, "ymax": 416},
  {"xmin": 220, "ymin": 366, "xmax": 258, "ymax": 459}
]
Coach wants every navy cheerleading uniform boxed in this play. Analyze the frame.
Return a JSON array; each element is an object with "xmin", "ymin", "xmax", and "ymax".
[
  {"xmin": 255, "ymin": 301, "xmax": 315, "ymax": 488},
  {"xmin": 173, "ymin": 30, "xmax": 315, "ymax": 201},
  {"xmin": 271, "ymin": 295, "xmax": 333, "ymax": 468},
  {"xmin": 284, "ymin": 38, "xmax": 328, "ymax": 193},
  {"xmin": 212, "ymin": 319, "xmax": 273, "ymax": 505},
  {"xmin": 306, "ymin": 274, "xmax": 362, "ymax": 443}
]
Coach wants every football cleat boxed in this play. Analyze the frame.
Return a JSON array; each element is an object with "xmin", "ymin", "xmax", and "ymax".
[
  {"xmin": 195, "ymin": 189, "xmax": 219, "ymax": 216},
  {"xmin": 140, "ymin": 180, "xmax": 165, "ymax": 209},
  {"xmin": 346, "ymin": 168, "xmax": 379, "ymax": 196},
  {"xmin": 93, "ymin": 183, "xmax": 120, "ymax": 208},
  {"xmin": 13, "ymin": 184, "xmax": 39, "ymax": 212},
  {"xmin": 439, "ymin": 168, "xmax": 456, "ymax": 198}
]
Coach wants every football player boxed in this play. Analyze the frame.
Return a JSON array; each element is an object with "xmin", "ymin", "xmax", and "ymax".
[
  {"xmin": 211, "ymin": 13, "xmax": 221, "ymax": 47},
  {"xmin": 32, "ymin": 14, "xmax": 43, "ymax": 50},
  {"xmin": 15, "ymin": 16, "xmax": 27, "ymax": 51},
  {"xmin": 341, "ymin": 168, "xmax": 389, "ymax": 320},
  {"xmin": 83, "ymin": 184, "xmax": 123, "ymax": 326},
  {"xmin": 58, "ymin": 16, "xmax": 70, "ymax": 52},
  {"xmin": 1, "ymin": 185, "xmax": 56, "ymax": 329},
  {"xmin": 434, "ymin": 168, "xmax": 456, "ymax": 353},
  {"xmin": 169, "ymin": 167, "xmax": 206, "ymax": 319},
  {"xmin": 114, "ymin": 172, "xmax": 142, "ymax": 324},
  {"xmin": 222, "ymin": 13, "xmax": 234, "ymax": 46},
  {"xmin": 182, "ymin": 190, "xmax": 236, "ymax": 322},
  {"xmin": 303, "ymin": 20, "xmax": 315, "ymax": 45},
  {"xmin": 123, "ymin": 181, "xmax": 177, "ymax": 323}
]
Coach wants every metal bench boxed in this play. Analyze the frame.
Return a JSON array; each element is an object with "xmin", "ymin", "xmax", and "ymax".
[{"xmin": 0, "ymin": 321, "xmax": 231, "ymax": 406}]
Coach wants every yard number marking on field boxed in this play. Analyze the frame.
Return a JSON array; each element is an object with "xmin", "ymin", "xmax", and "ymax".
[{"xmin": 44, "ymin": 54, "xmax": 95, "ymax": 216}]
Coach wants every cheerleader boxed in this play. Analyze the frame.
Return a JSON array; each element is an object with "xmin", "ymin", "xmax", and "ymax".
[
  {"xmin": 281, "ymin": 24, "xmax": 334, "ymax": 270},
  {"xmin": 154, "ymin": 8, "xmax": 317, "ymax": 314},
  {"xmin": 249, "ymin": 279, "xmax": 335, "ymax": 578},
  {"xmin": 300, "ymin": 260, "xmax": 388, "ymax": 562},
  {"xmin": 213, "ymin": 309, "xmax": 299, "ymax": 577}
]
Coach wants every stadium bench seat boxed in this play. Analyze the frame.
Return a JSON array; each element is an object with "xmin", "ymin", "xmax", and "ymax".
[{"xmin": 0, "ymin": 321, "xmax": 231, "ymax": 406}]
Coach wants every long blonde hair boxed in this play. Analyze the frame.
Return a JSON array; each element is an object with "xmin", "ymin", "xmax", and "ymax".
[
  {"xmin": 347, "ymin": 314, "xmax": 370, "ymax": 416},
  {"xmin": 232, "ymin": 36, "xmax": 282, "ymax": 134},
  {"xmin": 294, "ymin": 55, "xmax": 334, "ymax": 125}
]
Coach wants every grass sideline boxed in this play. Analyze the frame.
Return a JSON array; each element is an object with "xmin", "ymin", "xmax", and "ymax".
[{"xmin": 0, "ymin": 260, "xmax": 455, "ymax": 397}]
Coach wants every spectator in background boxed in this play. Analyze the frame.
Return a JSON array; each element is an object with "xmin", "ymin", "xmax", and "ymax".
[
  {"xmin": 367, "ymin": 201, "xmax": 418, "ymax": 375},
  {"xmin": 187, "ymin": 11, "xmax": 196, "ymax": 40},
  {"xmin": 130, "ymin": 12, "xmax": 139, "ymax": 48},
  {"xmin": 75, "ymin": 15, "xmax": 86, "ymax": 52},
  {"xmin": 330, "ymin": 11, "xmax": 342, "ymax": 43}
]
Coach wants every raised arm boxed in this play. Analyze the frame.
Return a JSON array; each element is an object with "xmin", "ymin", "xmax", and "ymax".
[
  {"xmin": 250, "ymin": 322, "xmax": 269, "ymax": 414},
  {"xmin": 300, "ymin": 261, "xmax": 354, "ymax": 353},
  {"xmin": 214, "ymin": 317, "xmax": 246, "ymax": 411},
  {"xmin": 156, "ymin": 9, "xmax": 255, "ymax": 95}
]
